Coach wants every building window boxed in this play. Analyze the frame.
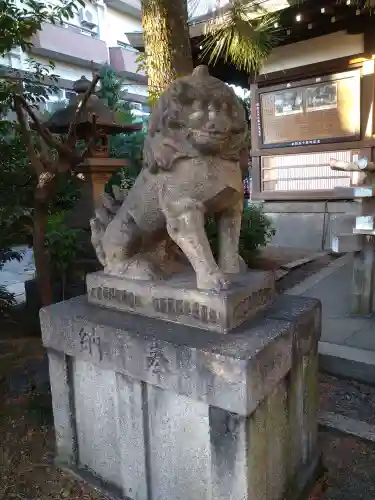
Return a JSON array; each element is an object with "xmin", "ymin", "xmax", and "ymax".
[{"xmin": 261, "ymin": 150, "xmax": 360, "ymax": 192}]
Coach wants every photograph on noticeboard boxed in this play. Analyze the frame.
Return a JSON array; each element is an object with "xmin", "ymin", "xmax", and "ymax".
[
  {"xmin": 305, "ymin": 83, "xmax": 337, "ymax": 112},
  {"xmin": 274, "ymin": 89, "xmax": 303, "ymax": 116}
]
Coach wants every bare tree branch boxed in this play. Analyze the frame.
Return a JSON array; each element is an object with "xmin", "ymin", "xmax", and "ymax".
[
  {"xmin": 15, "ymin": 74, "xmax": 101, "ymax": 178},
  {"xmin": 13, "ymin": 96, "xmax": 44, "ymax": 175},
  {"xmin": 18, "ymin": 95, "xmax": 83, "ymax": 164},
  {"xmin": 59, "ymin": 114, "xmax": 98, "ymax": 173},
  {"xmin": 67, "ymin": 73, "xmax": 100, "ymax": 142},
  {"xmin": 17, "ymin": 95, "xmax": 55, "ymax": 145}
]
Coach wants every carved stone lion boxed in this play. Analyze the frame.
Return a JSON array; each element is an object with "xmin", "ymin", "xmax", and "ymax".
[{"xmin": 90, "ymin": 65, "xmax": 249, "ymax": 291}]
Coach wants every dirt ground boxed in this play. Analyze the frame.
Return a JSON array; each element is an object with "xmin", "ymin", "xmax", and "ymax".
[
  {"xmin": 0, "ymin": 338, "xmax": 108, "ymax": 500},
  {"xmin": 1, "ymin": 251, "xmax": 372, "ymax": 500}
]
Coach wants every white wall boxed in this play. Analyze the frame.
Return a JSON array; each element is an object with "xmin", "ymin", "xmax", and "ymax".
[
  {"xmin": 260, "ymin": 32, "xmax": 364, "ymax": 75},
  {"xmin": 103, "ymin": 7, "xmax": 142, "ymax": 47},
  {"xmin": 27, "ymin": 56, "xmax": 93, "ymax": 82},
  {"xmin": 6, "ymin": 1, "xmax": 145, "ymax": 96}
]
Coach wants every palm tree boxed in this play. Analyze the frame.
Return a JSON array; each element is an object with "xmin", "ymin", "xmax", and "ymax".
[
  {"xmin": 197, "ymin": 0, "xmax": 279, "ymax": 74},
  {"xmin": 140, "ymin": 0, "xmax": 193, "ymax": 100},
  {"xmin": 140, "ymin": 0, "xmax": 278, "ymax": 102}
]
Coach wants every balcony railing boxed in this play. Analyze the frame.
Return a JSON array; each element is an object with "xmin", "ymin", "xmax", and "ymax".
[
  {"xmin": 109, "ymin": 46, "xmax": 146, "ymax": 82},
  {"xmin": 30, "ymin": 22, "xmax": 109, "ymax": 69}
]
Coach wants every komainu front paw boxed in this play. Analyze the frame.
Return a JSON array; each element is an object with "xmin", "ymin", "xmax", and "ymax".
[
  {"xmin": 220, "ymin": 255, "xmax": 248, "ymax": 275},
  {"xmin": 105, "ymin": 257, "xmax": 163, "ymax": 281},
  {"xmin": 197, "ymin": 270, "xmax": 230, "ymax": 291}
]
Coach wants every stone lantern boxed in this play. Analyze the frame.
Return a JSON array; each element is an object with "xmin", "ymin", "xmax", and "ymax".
[{"xmin": 41, "ymin": 75, "xmax": 142, "ymax": 224}]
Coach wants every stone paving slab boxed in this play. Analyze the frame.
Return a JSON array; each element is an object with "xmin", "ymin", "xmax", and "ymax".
[
  {"xmin": 287, "ymin": 253, "xmax": 375, "ymax": 382},
  {"xmin": 319, "ymin": 412, "xmax": 375, "ymax": 443}
]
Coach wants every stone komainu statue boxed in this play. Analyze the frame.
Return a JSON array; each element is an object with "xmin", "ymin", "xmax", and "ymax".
[{"xmin": 90, "ymin": 65, "xmax": 249, "ymax": 291}]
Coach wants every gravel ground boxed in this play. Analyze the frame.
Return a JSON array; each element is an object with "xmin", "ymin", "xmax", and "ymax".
[
  {"xmin": 320, "ymin": 374, "xmax": 375, "ymax": 426},
  {"xmin": 0, "ymin": 339, "xmax": 107, "ymax": 500},
  {"xmin": 321, "ymin": 429, "xmax": 375, "ymax": 500}
]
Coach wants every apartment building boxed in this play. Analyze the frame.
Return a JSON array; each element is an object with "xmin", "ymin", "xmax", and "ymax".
[
  {"xmin": 2, "ymin": 0, "xmax": 287, "ymax": 119},
  {"xmin": 2, "ymin": 0, "xmax": 149, "ymax": 117}
]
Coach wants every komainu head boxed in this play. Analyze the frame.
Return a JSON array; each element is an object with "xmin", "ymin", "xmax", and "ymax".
[{"xmin": 144, "ymin": 65, "xmax": 249, "ymax": 173}]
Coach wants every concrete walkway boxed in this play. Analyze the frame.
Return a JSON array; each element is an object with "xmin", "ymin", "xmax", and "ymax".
[
  {"xmin": 0, "ymin": 246, "xmax": 35, "ymax": 304},
  {"xmin": 287, "ymin": 253, "xmax": 375, "ymax": 383}
]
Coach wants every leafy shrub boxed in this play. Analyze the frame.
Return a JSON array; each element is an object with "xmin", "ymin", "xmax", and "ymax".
[
  {"xmin": 206, "ymin": 203, "xmax": 276, "ymax": 265},
  {"xmin": 45, "ymin": 212, "xmax": 84, "ymax": 299},
  {"xmin": 0, "ymin": 285, "xmax": 16, "ymax": 316},
  {"xmin": 0, "ymin": 128, "xmax": 81, "ymax": 314},
  {"xmin": 0, "ymin": 219, "xmax": 23, "ymax": 317}
]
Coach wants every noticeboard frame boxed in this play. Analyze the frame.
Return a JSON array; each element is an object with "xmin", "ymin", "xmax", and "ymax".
[{"xmin": 254, "ymin": 69, "xmax": 361, "ymax": 150}]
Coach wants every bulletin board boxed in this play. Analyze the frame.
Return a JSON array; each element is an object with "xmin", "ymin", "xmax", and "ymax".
[{"xmin": 255, "ymin": 70, "xmax": 360, "ymax": 148}]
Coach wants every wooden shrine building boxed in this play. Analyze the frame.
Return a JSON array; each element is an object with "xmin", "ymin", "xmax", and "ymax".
[{"xmin": 191, "ymin": 0, "xmax": 375, "ymax": 250}]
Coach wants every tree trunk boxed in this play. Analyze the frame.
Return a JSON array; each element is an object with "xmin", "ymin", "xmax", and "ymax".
[
  {"xmin": 141, "ymin": 0, "xmax": 193, "ymax": 96},
  {"xmin": 33, "ymin": 200, "xmax": 53, "ymax": 306}
]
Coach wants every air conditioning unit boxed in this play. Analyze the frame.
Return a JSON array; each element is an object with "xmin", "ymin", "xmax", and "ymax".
[{"xmin": 79, "ymin": 8, "xmax": 97, "ymax": 29}]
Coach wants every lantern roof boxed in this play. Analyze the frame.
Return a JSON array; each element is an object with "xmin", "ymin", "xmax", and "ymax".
[{"xmin": 40, "ymin": 75, "xmax": 143, "ymax": 135}]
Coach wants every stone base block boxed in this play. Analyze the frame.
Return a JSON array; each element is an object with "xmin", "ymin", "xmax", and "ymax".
[
  {"xmin": 331, "ymin": 233, "xmax": 361, "ymax": 253},
  {"xmin": 41, "ymin": 293, "xmax": 322, "ymax": 500},
  {"xmin": 86, "ymin": 270, "xmax": 275, "ymax": 333}
]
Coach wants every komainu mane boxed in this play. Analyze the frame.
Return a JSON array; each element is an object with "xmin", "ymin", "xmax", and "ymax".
[{"xmin": 90, "ymin": 65, "xmax": 249, "ymax": 291}]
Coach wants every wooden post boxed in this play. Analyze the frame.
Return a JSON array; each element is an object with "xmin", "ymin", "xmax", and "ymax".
[{"xmin": 351, "ymin": 235, "xmax": 375, "ymax": 315}]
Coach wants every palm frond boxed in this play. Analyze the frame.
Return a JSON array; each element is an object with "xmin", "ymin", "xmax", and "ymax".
[{"xmin": 200, "ymin": 0, "xmax": 281, "ymax": 74}]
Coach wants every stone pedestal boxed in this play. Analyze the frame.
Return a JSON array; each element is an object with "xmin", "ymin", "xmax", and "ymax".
[
  {"xmin": 40, "ymin": 293, "xmax": 322, "ymax": 500},
  {"xmin": 87, "ymin": 270, "xmax": 275, "ymax": 333}
]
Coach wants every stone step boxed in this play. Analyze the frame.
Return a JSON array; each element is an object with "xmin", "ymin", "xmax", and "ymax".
[{"xmin": 331, "ymin": 234, "xmax": 361, "ymax": 253}]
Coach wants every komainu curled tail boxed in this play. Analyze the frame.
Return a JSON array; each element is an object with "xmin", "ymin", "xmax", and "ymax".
[{"xmin": 90, "ymin": 185, "xmax": 125, "ymax": 267}]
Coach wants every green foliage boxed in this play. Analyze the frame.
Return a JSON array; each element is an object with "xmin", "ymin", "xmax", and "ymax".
[
  {"xmin": 0, "ymin": 127, "xmax": 81, "ymax": 239},
  {"xmin": 0, "ymin": 0, "xmax": 87, "ymax": 119},
  {"xmin": 0, "ymin": 59, "xmax": 59, "ymax": 123},
  {"xmin": 0, "ymin": 0, "xmax": 85, "ymax": 54},
  {"xmin": 45, "ymin": 212, "xmax": 84, "ymax": 298},
  {"xmin": 0, "ymin": 286, "xmax": 16, "ymax": 316},
  {"xmin": 0, "ymin": 0, "xmax": 84, "ymax": 249},
  {"xmin": 135, "ymin": 53, "xmax": 147, "ymax": 75},
  {"xmin": 98, "ymin": 65, "xmax": 123, "ymax": 110},
  {"xmin": 200, "ymin": 0, "xmax": 280, "ymax": 74},
  {"xmin": 98, "ymin": 65, "xmax": 146, "ymax": 194},
  {"xmin": 0, "ymin": 128, "xmax": 34, "ymax": 240},
  {"xmin": 0, "ymin": 248, "xmax": 22, "ymax": 317},
  {"xmin": 0, "ymin": 127, "xmax": 29, "ymax": 314},
  {"xmin": 0, "ymin": 126, "xmax": 81, "ymax": 311},
  {"xmin": 206, "ymin": 203, "xmax": 276, "ymax": 264},
  {"xmin": 135, "ymin": 52, "xmax": 162, "ymax": 105},
  {"xmin": 0, "ymin": 0, "xmax": 88, "ymax": 308}
]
